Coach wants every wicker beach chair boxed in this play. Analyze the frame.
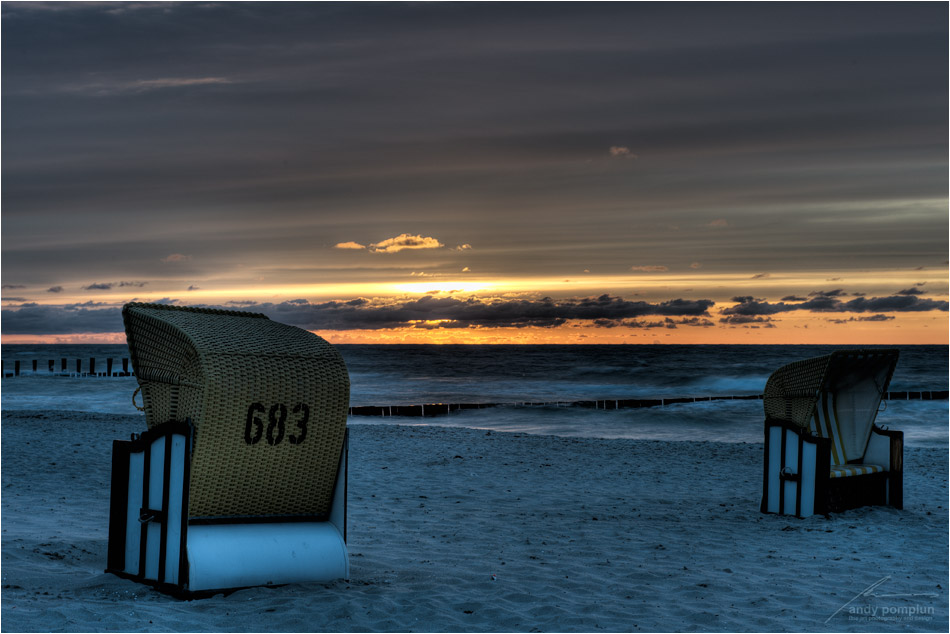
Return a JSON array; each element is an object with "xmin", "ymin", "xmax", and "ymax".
[
  {"xmin": 760, "ymin": 349, "xmax": 902, "ymax": 518},
  {"xmin": 106, "ymin": 303, "xmax": 350, "ymax": 596}
]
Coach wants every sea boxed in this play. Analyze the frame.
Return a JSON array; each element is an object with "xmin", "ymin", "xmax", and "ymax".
[{"xmin": 1, "ymin": 344, "xmax": 946, "ymax": 447}]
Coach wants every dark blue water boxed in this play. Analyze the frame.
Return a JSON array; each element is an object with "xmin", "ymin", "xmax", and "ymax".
[
  {"xmin": 336, "ymin": 344, "xmax": 947, "ymax": 405},
  {"xmin": 2, "ymin": 344, "xmax": 946, "ymax": 446}
]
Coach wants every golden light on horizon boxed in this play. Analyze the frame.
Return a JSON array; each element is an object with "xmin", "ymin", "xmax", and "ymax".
[
  {"xmin": 6, "ymin": 265, "xmax": 945, "ymax": 308},
  {"xmin": 3, "ymin": 265, "xmax": 946, "ymax": 346},
  {"xmin": 4, "ymin": 309, "xmax": 945, "ymax": 347},
  {"xmin": 389, "ymin": 281, "xmax": 496, "ymax": 294}
]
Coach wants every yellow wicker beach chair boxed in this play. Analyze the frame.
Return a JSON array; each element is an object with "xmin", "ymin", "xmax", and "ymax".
[
  {"xmin": 760, "ymin": 349, "xmax": 902, "ymax": 518},
  {"xmin": 106, "ymin": 303, "xmax": 350, "ymax": 596}
]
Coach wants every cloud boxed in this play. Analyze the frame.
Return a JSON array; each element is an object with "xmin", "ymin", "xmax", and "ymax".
[
  {"xmin": 5, "ymin": 2, "xmax": 177, "ymax": 15},
  {"xmin": 609, "ymin": 146, "xmax": 636, "ymax": 159},
  {"xmin": 126, "ymin": 77, "xmax": 231, "ymax": 91},
  {"xmin": 897, "ymin": 287, "xmax": 924, "ymax": 296},
  {"xmin": 47, "ymin": 286, "xmax": 64, "ymax": 293},
  {"xmin": 624, "ymin": 318, "xmax": 679, "ymax": 329},
  {"xmin": 843, "ymin": 295, "xmax": 949, "ymax": 312},
  {"xmin": 82, "ymin": 282, "xmax": 113, "ymax": 290},
  {"xmin": 723, "ymin": 293, "xmax": 949, "ymax": 316},
  {"xmin": 827, "ymin": 314, "xmax": 895, "ymax": 324},
  {"xmin": 82, "ymin": 280, "xmax": 148, "ymax": 290},
  {"xmin": 369, "ymin": 234, "xmax": 445, "ymax": 254},
  {"xmin": 462, "ymin": 267, "xmax": 470, "ymax": 272},
  {"xmin": 676, "ymin": 317, "xmax": 715, "ymax": 327},
  {"xmin": 706, "ymin": 219, "xmax": 729, "ymax": 228},
  {"xmin": 242, "ymin": 294, "xmax": 715, "ymax": 331},
  {"xmin": 37, "ymin": 291, "xmax": 946, "ymax": 334},
  {"xmin": 808, "ymin": 289, "xmax": 847, "ymax": 298},
  {"xmin": 617, "ymin": 316, "xmax": 715, "ymax": 329},
  {"xmin": 62, "ymin": 76, "xmax": 233, "ymax": 97},
  {"xmin": 0, "ymin": 303, "xmax": 125, "ymax": 334},
  {"xmin": 0, "ymin": 294, "xmax": 709, "ymax": 335},
  {"xmin": 2, "ymin": 284, "xmax": 27, "ymax": 289},
  {"xmin": 161, "ymin": 253, "xmax": 191, "ymax": 264},
  {"xmin": 455, "ymin": 244, "xmax": 472, "ymax": 251},
  {"xmin": 333, "ymin": 241, "xmax": 367, "ymax": 250},
  {"xmin": 720, "ymin": 315, "xmax": 776, "ymax": 325},
  {"xmin": 187, "ymin": 285, "xmax": 200, "ymax": 291},
  {"xmin": 630, "ymin": 265, "xmax": 668, "ymax": 272},
  {"xmin": 751, "ymin": 273, "xmax": 770, "ymax": 279},
  {"xmin": 690, "ymin": 262, "xmax": 702, "ymax": 269}
]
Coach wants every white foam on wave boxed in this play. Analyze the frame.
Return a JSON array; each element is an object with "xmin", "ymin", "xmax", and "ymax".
[{"xmin": 3, "ymin": 370, "xmax": 945, "ymax": 447}]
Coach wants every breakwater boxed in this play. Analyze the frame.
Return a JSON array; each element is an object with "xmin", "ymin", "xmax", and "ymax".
[
  {"xmin": 2, "ymin": 358, "xmax": 133, "ymax": 377},
  {"xmin": 3, "ymin": 357, "xmax": 945, "ymax": 418},
  {"xmin": 349, "ymin": 390, "xmax": 948, "ymax": 417}
]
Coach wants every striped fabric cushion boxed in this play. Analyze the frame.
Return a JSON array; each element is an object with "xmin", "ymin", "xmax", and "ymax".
[
  {"xmin": 829, "ymin": 464, "xmax": 884, "ymax": 478},
  {"xmin": 811, "ymin": 391, "xmax": 849, "ymax": 465},
  {"xmin": 812, "ymin": 391, "xmax": 884, "ymax": 478}
]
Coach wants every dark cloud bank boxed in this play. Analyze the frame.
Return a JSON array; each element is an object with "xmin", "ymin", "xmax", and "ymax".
[
  {"xmin": 2, "ymin": 292, "xmax": 946, "ymax": 335},
  {"xmin": 723, "ymin": 291, "xmax": 948, "ymax": 317}
]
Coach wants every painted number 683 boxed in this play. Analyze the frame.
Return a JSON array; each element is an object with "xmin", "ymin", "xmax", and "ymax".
[{"xmin": 244, "ymin": 402, "xmax": 309, "ymax": 446}]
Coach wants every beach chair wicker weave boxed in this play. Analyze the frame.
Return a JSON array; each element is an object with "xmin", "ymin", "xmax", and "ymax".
[
  {"xmin": 108, "ymin": 303, "xmax": 350, "ymax": 595},
  {"xmin": 123, "ymin": 302, "xmax": 350, "ymax": 518},
  {"xmin": 762, "ymin": 354, "xmax": 834, "ymax": 426},
  {"xmin": 760, "ymin": 349, "xmax": 902, "ymax": 518}
]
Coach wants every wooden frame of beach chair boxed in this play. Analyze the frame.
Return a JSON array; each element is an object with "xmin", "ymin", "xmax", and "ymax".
[
  {"xmin": 106, "ymin": 303, "xmax": 350, "ymax": 597},
  {"xmin": 760, "ymin": 349, "xmax": 902, "ymax": 518}
]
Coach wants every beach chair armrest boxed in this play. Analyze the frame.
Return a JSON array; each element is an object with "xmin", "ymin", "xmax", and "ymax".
[
  {"xmin": 863, "ymin": 425, "xmax": 901, "ymax": 471},
  {"xmin": 867, "ymin": 425, "xmax": 903, "ymax": 509}
]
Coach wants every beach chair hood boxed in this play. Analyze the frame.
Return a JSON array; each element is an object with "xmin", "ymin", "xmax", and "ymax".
[
  {"xmin": 122, "ymin": 302, "xmax": 349, "ymax": 520},
  {"xmin": 763, "ymin": 349, "xmax": 898, "ymax": 461}
]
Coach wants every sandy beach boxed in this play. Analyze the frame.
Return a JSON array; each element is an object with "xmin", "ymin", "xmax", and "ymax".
[{"xmin": 1, "ymin": 410, "xmax": 947, "ymax": 632}]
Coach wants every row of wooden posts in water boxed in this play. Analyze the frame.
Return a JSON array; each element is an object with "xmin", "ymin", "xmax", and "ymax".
[
  {"xmin": 3, "ymin": 358, "xmax": 946, "ymax": 418},
  {"xmin": 2, "ymin": 358, "xmax": 134, "ymax": 378},
  {"xmin": 346, "ymin": 390, "xmax": 949, "ymax": 417}
]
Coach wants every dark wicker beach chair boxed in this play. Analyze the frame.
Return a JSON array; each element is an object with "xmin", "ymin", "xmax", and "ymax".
[
  {"xmin": 106, "ymin": 303, "xmax": 350, "ymax": 596},
  {"xmin": 760, "ymin": 349, "xmax": 902, "ymax": 518}
]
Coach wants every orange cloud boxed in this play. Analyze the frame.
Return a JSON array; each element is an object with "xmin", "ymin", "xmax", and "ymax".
[
  {"xmin": 369, "ymin": 234, "xmax": 444, "ymax": 253},
  {"xmin": 609, "ymin": 146, "xmax": 636, "ymax": 159}
]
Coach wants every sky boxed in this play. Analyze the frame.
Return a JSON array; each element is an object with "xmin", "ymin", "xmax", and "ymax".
[{"xmin": 2, "ymin": 1, "xmax": 948, "ymax": 345}]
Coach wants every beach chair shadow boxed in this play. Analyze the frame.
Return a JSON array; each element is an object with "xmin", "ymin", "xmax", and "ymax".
[
  {"xmin": 760, "ymin": 349, "xmax": 902, "ymax": 518},
  {"xmin": 106, "ymin": 303, "xmax": 350, "ymax": 597}
]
